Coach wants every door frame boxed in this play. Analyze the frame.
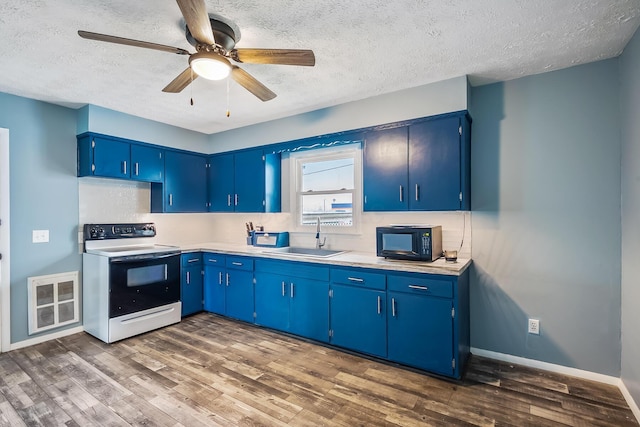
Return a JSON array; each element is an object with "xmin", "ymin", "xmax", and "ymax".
[{"xmin": 0, "ymin": 128, "xmax": 10, "ymax": 352}]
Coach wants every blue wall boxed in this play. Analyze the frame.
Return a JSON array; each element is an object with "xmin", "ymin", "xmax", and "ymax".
[
  {"xmin": 0, "ymin": 92, "xmax": 81, "ymax": 344},
  {"xmin": 621, "ymin": 26, "xmax": 640, "ymax": 407},
  {"xmin": 469, "ymin": 60, "xmax": 622, "ymax": 376}
]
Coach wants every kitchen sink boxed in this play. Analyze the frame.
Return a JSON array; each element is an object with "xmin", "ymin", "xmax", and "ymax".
[{"xmin": 263, "ymin": 247, "xmax": 346, "ymax": 258}]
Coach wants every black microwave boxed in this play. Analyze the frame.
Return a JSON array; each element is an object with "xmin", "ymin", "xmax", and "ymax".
[{"xmin": 376, "ymin": 225, "xmax": 442, "ymax": 261}]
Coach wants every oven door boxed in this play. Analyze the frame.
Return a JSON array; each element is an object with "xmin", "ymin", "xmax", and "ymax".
[{"xmin": 109, "ymin": 252, "xmax": 180, "ymax": 318}]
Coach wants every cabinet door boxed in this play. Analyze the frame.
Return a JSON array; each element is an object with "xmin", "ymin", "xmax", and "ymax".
[
  {"xmin": 208, "ymin": 153, "xmax": 235, "ymax": 212},
  {"xmin": 330, "ymin": 284, "xmax": 386, "ymax": 358},
  {"xmin": 181, "ymin": 265, "xmax": 203, "ymax": 317},
  {"xmin": 204, "ymin": 265, "xmax": 226, "ymax": 315},
  {"xmin": 289, "ymin": 277, "xmax": 329, "ymax": 342},
  {"xmin": 234, "ymin": 150, "xmax": 266, "ymax": 212},
  {"xmin": 254, "ymin": 272, "xmax": 289, "ymax": 331},
  {"xmin": 363, "ymin": 127, "xmax": 409, "ymax": 211},
  {"xmin": 92, "ymin": 136, "xmax": 130, "ymax": 179},
  {"xmin": 409, "ymin": 117, "xmax": 461, "ymax": 210},
  {"xmin": 225, "ymin": 269, "xmax": 254, "ymax": 322},
  {"xmin": 387, "ymin": 291, "xmax": 453, "ymax": 376},
  {"xmin": 131, "ymin": 145, "xmax": 163, "ymax": 183},
  {"xmin": 165, "ymin": 151, "xmax": 207, "ymax": 212}
]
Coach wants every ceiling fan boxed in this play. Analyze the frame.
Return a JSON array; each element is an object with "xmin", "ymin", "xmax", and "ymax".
[{"xmin": 78, "ymin": 0, "xmax": 315, "ymax": 102}]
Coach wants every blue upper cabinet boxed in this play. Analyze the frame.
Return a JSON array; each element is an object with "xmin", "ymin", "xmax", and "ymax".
[
  {"xmin": 208, "ymin": 153, "xmax": 235, "ymax": 212},
  {"xmin": 163, "ymin": 151, "xmax": 208, "ymax": 213},
  {"xmin": 131, "ymin": 144, "xmax": 163, "ymax": 183},
  {"xmin": 208, "ymin": 149, "xmax": 281, "ymax": 213},
  {"xmin": 78, "ymin": 134, "xmax": 130, "ymax": 179},
  {"xmin": 363, "ymin": 127, "xmax": 409, "ymax": 211},
  {"xmin": 363, "ymin": 112, "xmax": 471, "ymax": 211}
]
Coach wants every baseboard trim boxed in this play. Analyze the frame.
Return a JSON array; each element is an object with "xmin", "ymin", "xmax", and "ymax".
[
  {"xmin": 619, "ymin": 379, "xmax": 640, "ymax": 423},
  {"xmin": 471, "ymin": 347, "xmax": 640, "ymax": 424},
  {"xmin": 470, "ymin": 347, "xmax": 619, "ymax": 385},
  {"xmin": 9, "ymin": 326, "xmax": 84, "ymax": 351}
]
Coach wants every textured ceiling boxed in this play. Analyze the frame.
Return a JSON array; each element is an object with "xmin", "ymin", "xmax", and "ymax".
[{"xmin": 0, "ymin": 1, "xmax": 639, "ymax": 134}]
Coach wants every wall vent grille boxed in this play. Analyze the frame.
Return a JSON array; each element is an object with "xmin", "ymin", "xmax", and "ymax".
[{"xmin": 28, "ymin": 271, "xmax": 79, "ymax": 335}]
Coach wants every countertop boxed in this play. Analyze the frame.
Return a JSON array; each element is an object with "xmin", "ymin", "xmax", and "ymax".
[{"xmin": 178, "ymin": 242, "xmax": 471, "ymax": 276}]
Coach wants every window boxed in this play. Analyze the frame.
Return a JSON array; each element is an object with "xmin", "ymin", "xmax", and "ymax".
[{"xmin": 290, "ymin": 145, "xmax": 362, "ymax": 232}]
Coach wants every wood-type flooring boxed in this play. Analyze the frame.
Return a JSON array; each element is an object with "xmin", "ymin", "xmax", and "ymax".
[{"xmin": 0, "ymin": 313, "xmax": 637, "ymax": 426}]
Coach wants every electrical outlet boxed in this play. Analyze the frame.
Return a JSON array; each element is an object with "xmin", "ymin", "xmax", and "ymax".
[
  {"xmin": 32, "ymin": 229, "xmax": 49, "ymax": 243},
  {"xmin": 528, "ymin": 318, "xmax": 540, "ymax": 335}
]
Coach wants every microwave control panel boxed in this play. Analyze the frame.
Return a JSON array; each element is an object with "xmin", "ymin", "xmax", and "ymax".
[{"xmin": 421, "ymin": 233, "xmax": 431, "ymax": 255}]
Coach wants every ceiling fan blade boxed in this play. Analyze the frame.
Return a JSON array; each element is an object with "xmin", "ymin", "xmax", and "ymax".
[
  {"xmin": 231, "ymin": 66, "xmax": 276, "ymax": 102},
  {"xmin": 176, "ymin": 0, "xmax": 215, "ymax": 45},
  {"xmin": 78, "ymin": 30, "xmax": 189, "ymax": 55},
  {"xmin": 231, "ymin": 48, "xmax": 316, "ymax": 66},
  {"xmin": 162, "ymin": 68, "xmax": 197, "ymax": 93}
]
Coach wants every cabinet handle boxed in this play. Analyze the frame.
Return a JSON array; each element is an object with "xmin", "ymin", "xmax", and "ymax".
[
  {"xmin": 347, "ymin": 277, "xmax": 364, "ymax": 283},
  {"xmin": 226, "ymin": 273, "xmax": 230, "ymax": 286},
  {"xmin": 377, "ymin": 296, "xmax": 381, "ymax": 314},
  {"xmin": 227, "ymin": 194, "xmax": 231, "ymax": 207},
  {"xmin": 135, "ymin": 162, "xmax": 139, "ymax": 176},
  {"xmin": 290, "ymin": 282, "xmax": 295, "ymax": 298},
  {"xmin": 399, "ymin": 185, "xmax": 403, "ymax": 202},
  {"xmin": 408, "ymin": 285, "xmax": 429, "ymax": 291},
  {"xmin": 187, "ymin": 258, "xmax": 199, "ymax": 263},
  {"xmin": 415, "ymin": 184, "xmax": 419, "ymax": 201},
  {"xmin": 234, "ymin": 194, "xmax": 238, "ymax": 206},
  {"xmin": 392, "ymin": 298, "xmax": 396, "ymax": 317},
  {"xmin": 169, "ymin": 194, "xmax": 173, "ymax": 206},
  {"xmin": 186, "ymin": 271, "xmax": 190, "ymax": 284},
  {"xmin": 218, "ymin": 271, "xmax": 223, "ymax": 285},
  {"xmin": 282, "ymin": 281, "xmax": 286, "ymax": 297},
  {"xmin": 232, "ymin": 262, "xmax": 243, "ymax": 266},
  {"xmin": 207, "ymin": 258, "xmax": 217, "ymax": 263},
  {"xmin": 122, "ymin": 160, "xmax": 127, "ymax": 175}
]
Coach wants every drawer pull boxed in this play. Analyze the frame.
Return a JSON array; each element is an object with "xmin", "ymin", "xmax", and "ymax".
[
  {"xmin": 187, "ymin": 258, "xmax": 199, "ymax": 263},
  {"xmin": 408, "ymin": 285, "xmax": 429, "ymax": 291},
  {"xmin": 231, "ymin": 262, "xmax": 243, "ymax": 266},
  {"xmin": 207, "ymin": 258, "xmax": 217, "ymax": 263},
  {"xmin": 347, "ymin": 277, "xmax": 364, "ymax": 283}
]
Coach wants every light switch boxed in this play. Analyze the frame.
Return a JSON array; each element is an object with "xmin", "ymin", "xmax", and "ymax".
[{"xmin": 32, "ymin": 230, "xmax": 49, "ymax": 243}]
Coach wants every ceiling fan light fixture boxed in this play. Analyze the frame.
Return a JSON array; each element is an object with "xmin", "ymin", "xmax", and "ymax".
[{"xmin": 189, "ymin": 51, "xmax": 231, "ymax": 80}]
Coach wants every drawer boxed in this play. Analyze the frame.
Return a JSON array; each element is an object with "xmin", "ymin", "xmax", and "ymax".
[
  {"xmin": 226, "ymin": 256, "xmax": 254, "ymax": 271},
  {"xmin": 203, "ymin": 252, "xmax": 225, "ymax": 266},
  {"xmin": 331, "ymin": 268, "xmax": 386, "ymax": 290},
  {"xmin": 387, "ymin": 274, "xmax": 453, "ymax": 298},
  {"xmin": 181, "ymin": 252, "xmax": 202, "ymax": 266}
]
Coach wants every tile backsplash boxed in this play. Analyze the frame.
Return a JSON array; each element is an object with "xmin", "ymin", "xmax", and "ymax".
[{"xmin": 78, "ymin": 178, "xmax": 471, "ymax": 258}]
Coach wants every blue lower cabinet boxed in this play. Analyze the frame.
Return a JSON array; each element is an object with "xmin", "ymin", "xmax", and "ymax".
[
  {"xmin": 181, "ymin": 253, "xmax": 203, "ymax": 317},
  {"xmin": 203, "ymin": 253, "xmax": 226, "ymax": 315},
  {"xmin": 330, "ymin": 284, "xmax": 386, "ymax": 358},
  {"xmin": 288, "ymin": 278, "xmax": 329, "ymax": 343},
  {"xmin": 254, "ymin": 272, "xmax": 289, "ymax": 331},
  {"xmin": 387, "ymin": 291, "xmax": 453, "ymax": 376},
  {"xmin": 225, "ymin": 268, "xmax": 254, "ymax": 323},
  {"xmin": 254, "ymin": 259, "xmax": 330, "ymax": 342}
]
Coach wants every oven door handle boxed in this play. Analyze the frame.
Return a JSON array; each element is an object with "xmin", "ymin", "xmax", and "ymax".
[{"xmin": 110, "ymin": 252, "xmax": 179, "ymax": 263}]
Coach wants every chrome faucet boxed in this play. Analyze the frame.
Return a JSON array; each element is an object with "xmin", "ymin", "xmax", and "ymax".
[{"xmin": 315, "ymin": 217, "xmax": 326, "ymax": 249}]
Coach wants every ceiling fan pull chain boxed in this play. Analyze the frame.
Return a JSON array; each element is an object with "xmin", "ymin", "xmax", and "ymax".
[
  {"xmin": 190, "ymin": 68, "xmax": 194, "ymax": 106},
  {"xmin": 226, "ymin": 78, "xmax": 231, "ymax": 117}
]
